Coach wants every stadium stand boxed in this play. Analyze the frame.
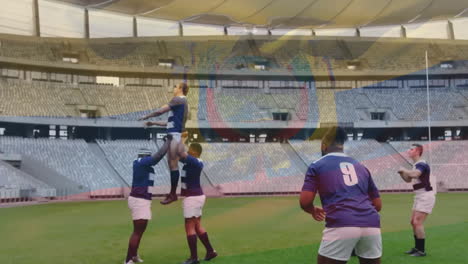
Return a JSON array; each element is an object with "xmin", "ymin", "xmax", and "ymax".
[
  {"xmin": 345, "ymin": 140, "xmax": 412, "ymax": 191},
  {"xmin": 80, "ymin": 84, "xmax": 170, "ymax": 121},
  {"xmin": 87, "ymin": 41, "xmax": 158, "ymax": 67},
  {"xmin": 0, "ymin": 137, "xmax": 122, "ymax": 195},
  {"xmin": 0, "ymin": 78, "xmax": 172, "ymax": 120},
  {"xmin": 0, "ymin": 137, "xmax": 467, "ymax": 200},
  {"xmin": 2, "ymin": 34, "xmax": 468, "ymax": 199},
  {"xmin": 346, "ymin": 40, "xmax": 426, "ymax": 71},
  {"xmin": 291, "ymin": 139, "xmax": 413, "ymax": 191},
  {"xmin": 364, "ymin": 88, "xmax": 468, "ymax": 121},
  {"xmin": 0, "ymin": 160, "xmax": 56, "ymax": 199},
  {"xmin": 270, "ymin": 88, "xmax": 316, "ymax": 121},
  {"xmin": 258, "ymin": 38, "xmax": 347, "ymax": 72},
  {"xmin": 96, "ymin": 139, "xmax": 170, "ymax": 194},
  {"xmin": 390, "ymin": 140, "xmax": 468, "ymax": 189},
  {"xmin": 289, "ymin": 140, "xmax": 322, "ymax": 165},
  {"xmin": 1, "ymin": 76, "xmax": 468, "ymax": 122},
  {"xmin": 0, "ymin": 37, "xmax": 62, "ymax": 62},
  {"xmin": 458, "ymin": 88, "xmax": 468, "ymax": 101},
  {"xmin": 0, "ymin": 78, "xmax": 80, "ymax": 117},
  {"xmin": 97, "ymin": 139, "xmax": 216, "ymax": 195},
  {"xmin": 199, "ymin": 143, "xmax": 304, "ymax": 193},
  {"xmin": 2, "ymin": 34, "xmax": 468, "ymax": 72},
  {"xmin": 315, "ymin": 88, "xmax": 376, "ymax": 123},
  {"xmin": 390, "ymin": 140, "xmax": 468, "ymax": 165},
  {"xmin": 186, "ymin": 87, "xmax": 208, "ymax": 120},
  {"xmin": 208, "ymin": 89, "xmax": 271, "ymax": 122}
]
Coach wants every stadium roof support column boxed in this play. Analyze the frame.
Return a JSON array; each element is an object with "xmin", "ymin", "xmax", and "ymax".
[
  {"xmin": 355, "ymin": 28, "xmax": 361, "ymax": 37},
  {"xmin": 224, "ymin": 26, "xmax": 228, "ymax": 35},
  {"xmin": 179, "ymin": 22, "xmax": 183, "ymax": 36},
  {"xmin": 400, "ymin": 25, "xmax": 407, "ymax": 38},
  {"xmin": 32, "ymin": 0, "xmax": 40, "ymax": 36},
  {"xmin": 447, "ymin": 20, "xmax": 455, "ymax": 40},
  {"xmin": 84, "ymin": 8, "xmax": 90, "ymax": 39},
  {"xmin": 133, "ymin": 16, "xmax": 138, "ymax": 37}
]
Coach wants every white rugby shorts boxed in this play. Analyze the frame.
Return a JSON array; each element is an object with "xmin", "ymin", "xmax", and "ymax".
[
  {"xmin": 413, "ymin": 190, "xmax": 436, "ymax": 214},
  {"xmin": 183, "ymin": 195, "xmax": 206, "ymax": 218},
  {"xmin": 318, "ymin": 227, "xmax": 382, "ymax": 261},
  {"xmin": 128, "ymin": 196, "xmax": 152, "ymax": 220},
  {"xmin": 168, "ymin": 132, "xmax": 181, "ymax": 143}
]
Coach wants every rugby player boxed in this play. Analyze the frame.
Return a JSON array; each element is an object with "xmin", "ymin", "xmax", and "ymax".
[
  {"xmin": 300, "ymin": 127, "xmax": 382, "ymax": 264},
  {"xmin": 398, "ymin": 143, "xmax": 435, "ymax": 257},
  {"xmin": 139, "ymin": 82, "xmax": 189, "ymax": 205},
  {"xmin": 176, "ymin": 134, "xmax": 217, "ymax": 264}
]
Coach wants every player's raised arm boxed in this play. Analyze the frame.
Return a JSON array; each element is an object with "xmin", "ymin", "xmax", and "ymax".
[
  {"xmin": 144, "ymin": 121, "xmax": 167, "ymax": 127},
  {"xmin": 176, "ymin": 132, "xmax": 189, "ymax": 160},
  {"xmin": 151, "ymin": 135, "xmax": 172, "ymax": 163},
  {"xmin": 138, "ymin": 104, "xmax": 171, "ymax": 121},
  {"xmin": 176, "ymin": 140, "xmax": 188, "ymax": 160}
]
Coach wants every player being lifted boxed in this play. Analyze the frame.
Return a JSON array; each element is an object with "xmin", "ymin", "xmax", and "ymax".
[
  {"xmin": 398, "ymin": 144, "xmax": 435, "ymax": 257},
  {"xmin": 139, "ymin": 82, "xmax": 189, "ymax": 205},
  {"xmin": 300, "ymin": 127, "xmax": 383, "ymax": 264}
]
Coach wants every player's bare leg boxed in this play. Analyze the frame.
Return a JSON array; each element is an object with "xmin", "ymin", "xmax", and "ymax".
[
  {"xmin": 194, "ymin": 217, "xmax": 217, "ymax": 261},
  {"xmin": 358, "ymin": 257, "xmax": 381, "ymax": 264},
  {"xmin": 412, "ymin": 211, "xmax": 428, "ymax": 239},
  {"xmin": 184, "ymin": 218, "xmax": 200, "ymax": 264},
  {"xmin": 317, "ymin": 254, "xmax": 347, "ymax": 264},
  {"xmin": 126, "ymin": 219, "xmax": 148, "ymax": 263},
  {"xmin": 409, "ymin": 210, "xmax": 428, "ymax": 256},
  {"xmin": 406, "ymin": 211, "xmax": 418, "ymax": 254},
  {"xmin": 161, "ymin": 138, "xmax": 180, "ymax": 205}
]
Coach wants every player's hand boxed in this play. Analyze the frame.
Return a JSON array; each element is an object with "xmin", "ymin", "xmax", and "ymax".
[
  {"xmin": 163, "ymin": 134, "xmax": 173, "ymax": 142},
  {"xmin": 143, "ymin": 121, "xmax": 153, "ymax": 128},
  {"xmin": 397, "ymin": 167, "xmax": 405, "ymax": 175},
  {"xmin": 398, "ymin": 167, "xmax": 411, "ymax": 182},
  {"xmin": 311, "ymin": 207, "xmax": 326, "ymax": 222}
]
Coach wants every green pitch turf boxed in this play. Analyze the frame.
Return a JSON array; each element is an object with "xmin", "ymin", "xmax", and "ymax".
[{"xmin": 1, "ymin": 193, "xmax": 467, "ymax": 264}]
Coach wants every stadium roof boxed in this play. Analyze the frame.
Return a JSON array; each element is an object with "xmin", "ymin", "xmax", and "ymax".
[{"xmin": 56, "ymin": 0, "xmax": 468, "ymax": 29}]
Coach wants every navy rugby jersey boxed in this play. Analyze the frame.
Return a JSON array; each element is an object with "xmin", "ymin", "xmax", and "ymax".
[
  {"xmin": 130, "ymin": 156, "xmax": 157, "ymax": 200},
  {"xmin": 302, "ymin": 153, "xmax": 381, "ymax": 228},
  {"xmin": 167, "ymin": 96, "xmax": 188, "ymax": 133},
  {"xmin": 180, "ymin": 155, "xmax": 204, "ymax": 197},
  {"xmin": 413, "ymin": 160, "xmax": 432, "ymax": 191}
]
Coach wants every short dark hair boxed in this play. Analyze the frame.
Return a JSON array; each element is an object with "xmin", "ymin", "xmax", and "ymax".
[
  {"xmin": 189, "ymin": 143, "xmax": 202, "ymax": 156},
  {"xmin": 322, "ymin": 126, "xmax": 347, "ymax": 147},
  {"xmin": 412, "ymin": 143, "xmax": 423, "ymax": 156},
  {"xmin": 180, "ymin": 82, "xmax": 189, "ymax": 95}
]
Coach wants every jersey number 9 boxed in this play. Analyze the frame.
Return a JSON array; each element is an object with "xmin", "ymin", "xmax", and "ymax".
[{"xmin": 340, "ymin": 162, "xmax": 359, "ymax": 186}]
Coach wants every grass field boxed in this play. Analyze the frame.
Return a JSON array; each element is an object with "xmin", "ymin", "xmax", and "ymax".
[{"xmin": 1, "ymin": 193, "xmax": 467, "ymax": 264}]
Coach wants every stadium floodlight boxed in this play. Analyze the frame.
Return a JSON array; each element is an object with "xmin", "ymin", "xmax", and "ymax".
[
  {"xmin": 254, "ymin": 64, "xmax": 266, "ymax": 71},
  {"xmin": 440, "ymin": 61, "xmax": 454, "ymax": 69},
  {"xmin": 347, "ymin": 60, "xmax": 360, "ymax": 70},
  {"xmin": 158, "ymin": 59, "xmax": 173, "ymax": 68}
]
